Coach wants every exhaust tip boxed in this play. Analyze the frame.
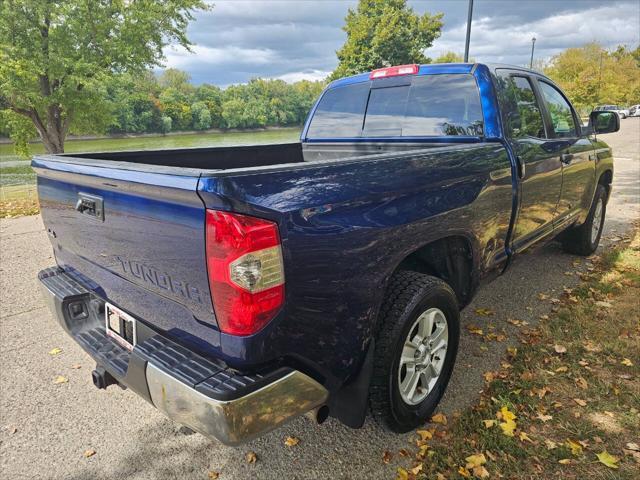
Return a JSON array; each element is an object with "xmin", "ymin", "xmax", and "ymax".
[{"xmin": 305, "ymin": 405, "xmax": 330, "ymax": 424}]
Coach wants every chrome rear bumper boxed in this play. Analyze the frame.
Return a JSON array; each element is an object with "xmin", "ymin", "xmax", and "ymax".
[
  {"xmin": 147, "ymin": 364, "xmax": 328, "ymax": 445},
  {"xmin": 39, "ymin": 267, "xmax": 328, "ymax": 446}
]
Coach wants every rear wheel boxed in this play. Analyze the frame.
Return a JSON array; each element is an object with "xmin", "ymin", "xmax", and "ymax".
[
  {"xmin": 369, "ymin": 271, "xmax": 459, "ymax": 432},
  {"xmin": 561, "ymin": 184, "xmax": 607, "ymax": 256}
]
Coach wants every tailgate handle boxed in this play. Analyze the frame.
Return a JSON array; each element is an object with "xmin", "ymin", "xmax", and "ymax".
[{"xmin": 76, "ymin": 193, "xmax": 104, "ymax": 221}]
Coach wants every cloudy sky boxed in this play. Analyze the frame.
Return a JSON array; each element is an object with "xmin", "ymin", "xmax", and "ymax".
[{"xmin": 162, "ymin": 0, "xmax": 640, "ymax": 85}]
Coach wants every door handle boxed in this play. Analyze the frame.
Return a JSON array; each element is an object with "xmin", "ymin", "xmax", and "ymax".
[
  {"xmin": 516, "ymin": 155, "xmax": 525, "ymax": 179},
  {"xmin": 560, "ymin": 153, "xmax": 574, "ymax": 164}
]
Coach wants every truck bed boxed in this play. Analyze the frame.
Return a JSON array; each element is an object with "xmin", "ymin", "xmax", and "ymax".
[{"xmin": 66, "ymin": 142, "xmax": 305, "ymax": 170}]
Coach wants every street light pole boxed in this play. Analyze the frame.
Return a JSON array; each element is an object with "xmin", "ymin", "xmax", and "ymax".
[
  {"xmin": 464, "ymin": 0, "xmax": 474, "ymax": 62},
  {"xmin": 529, "ymin": 37, "xmax": 536, "ymax": 69}
]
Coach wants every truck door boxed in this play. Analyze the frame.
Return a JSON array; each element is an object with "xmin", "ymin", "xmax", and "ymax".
[
  {"xmin": 535, "ymin": 80, "xmax": 596, "ymax": 230},
  {"xmin": 495, "ymin": 71, "xmax": 563, "ymax": 252}
]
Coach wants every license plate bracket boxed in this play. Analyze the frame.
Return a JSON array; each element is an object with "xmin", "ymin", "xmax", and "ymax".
[{"xmin": 105, "ymin": 303, "xmax": 137, "ymax": 351}]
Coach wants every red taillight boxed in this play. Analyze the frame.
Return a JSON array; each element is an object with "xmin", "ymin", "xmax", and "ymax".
[
  {"xmin": 369, "ymin": 64, "xmax": 419, "ymax": 79},
  {"xmin": 205, "ymin": 210, "xmax": 285, "ymax": 336}
]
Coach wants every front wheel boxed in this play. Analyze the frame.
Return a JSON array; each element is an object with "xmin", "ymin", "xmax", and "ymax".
[
  {"xmin": 561, "ymin": 184, "xmax": 607, "ymax": 256},
  {"xmin": 369, "ymin": 271, "xmax": 460, "ymax": 432}
]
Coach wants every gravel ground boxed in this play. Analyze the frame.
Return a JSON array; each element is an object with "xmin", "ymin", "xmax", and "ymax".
[{"xmin": 1, "ymin": 119, "xmax": 638, "ymax": 480}]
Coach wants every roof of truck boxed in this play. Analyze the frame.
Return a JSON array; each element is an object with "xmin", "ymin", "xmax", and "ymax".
[{"xmin": 329, "ymin": 62, "xmax": 544, "ymax": 89}]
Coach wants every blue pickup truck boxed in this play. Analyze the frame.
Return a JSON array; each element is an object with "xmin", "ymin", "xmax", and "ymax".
[{"xmin": 34, "ymin": 63, "xmax": 618, "ymax": 445}]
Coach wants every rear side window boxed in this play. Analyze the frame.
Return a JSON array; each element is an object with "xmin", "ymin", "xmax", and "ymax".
[
  {"xmin": 496, "ymin": 74, "xmax": 546, "ymax": 139},
  {"xmin": 305, "ymin": 83, "xmax": 369, "ymax": 138},
  {"xmin": 538, "ymin": 81, "xmax": 577, "ymax": 138},
  {"xmin": 306, "ymin": 74, "xmax": 483, "ymax": 138}
]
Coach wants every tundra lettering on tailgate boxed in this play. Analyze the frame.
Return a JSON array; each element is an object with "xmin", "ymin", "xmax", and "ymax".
[{"xmin": 115, "ymin": 256, "xmax": 203, "ymax": 304}]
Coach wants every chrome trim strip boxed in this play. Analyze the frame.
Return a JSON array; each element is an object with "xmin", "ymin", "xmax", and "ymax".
[{"xmin": 146, "ymin": 363, "xmax": 329, "ymax": 446}]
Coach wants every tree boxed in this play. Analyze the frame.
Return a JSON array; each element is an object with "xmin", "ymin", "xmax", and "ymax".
[
  {"xmin": 0, "ymin": 0, "xmax": 208, "ymax": 153},
  {"xmin": 191, "ymin": 101, "xmax": 212, "ymax": 130},
  {"xmin": 433, "ymin": 52, "xmax": 465, "ymax": 63},
  {"xmin": 331, "ymin": 0, "xmax": 443, "ymax": 80},
  {"xmin": 544, "ymin": 43, "xmax": 640, "ymax": 114},
  {"xmin": 0, "ymin": 110, "xmax": 37, "ymax": 157}
]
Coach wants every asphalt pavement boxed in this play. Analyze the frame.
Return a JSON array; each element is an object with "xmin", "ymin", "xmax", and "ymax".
[{"xmin": 1, "ymin": 118, "xmax": 638, "ymax": 479}]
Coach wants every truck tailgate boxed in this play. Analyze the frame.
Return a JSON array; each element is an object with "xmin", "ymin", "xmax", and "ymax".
[{"xmin": 32, "ymin": 156, "xmax": 219, "ymax": 352}]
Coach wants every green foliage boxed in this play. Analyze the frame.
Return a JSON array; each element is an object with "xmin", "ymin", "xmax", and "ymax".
[
  {"xmin": 331, "ymin": 0, "xmax": 443, "ymax": 80},
  {"xmin": 433, "ymin": 51, "xmax": 466, "ymax": 63},
  {"xmin": 0, "ymin": 110, "xmax": 37, "ymax": 158},
  {"xmin": 160, "ymin": 115, "xmax": 172, "ymax": 134},
  {"xmin": 191, "ymin": 101, "xmax": 212, "ymax": 130},
  {"xmin": 544, "ymin": 43, "xmax": 640, "ymax": 114},
  {"xmin": 0, "ymin": 0, "xmax": 208, "ymax": 153}
]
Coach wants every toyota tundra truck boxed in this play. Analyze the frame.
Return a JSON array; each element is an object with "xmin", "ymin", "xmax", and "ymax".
[{"xmin": 34, "ymin": 63, "xmax": 619, "ymax": 445}]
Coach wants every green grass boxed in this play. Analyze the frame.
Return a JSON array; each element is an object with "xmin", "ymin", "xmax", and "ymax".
[
  {"xmin": 396, "ymin": 230, "xmax": 640, "ymax": 480},
  {"xmin": 0, "ymin": 127, "xmax": 300, "ymax": 159}
]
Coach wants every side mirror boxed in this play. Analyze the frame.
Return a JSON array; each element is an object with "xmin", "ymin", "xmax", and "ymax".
[{"xmin": 588, "ymin": 111, "xmax": 620, "ymax": 134}]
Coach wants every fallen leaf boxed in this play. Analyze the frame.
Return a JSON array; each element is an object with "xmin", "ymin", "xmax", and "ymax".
[
  {"xmin": 536, "ymin": 413, "xmax": 553, "ymax": 422},
  {"xmin": 538, "ymin": 293, "xmax": 549, "ymax": 300},
  {"xmin": 465, "ymin": 453, "xmax": 486, "ymax": 469},
  {"xmin": 457, "ymin": 466, "xmax": 471, "ymax": 478},
  {"xmin": 621, "ymin": 358, "xmax": 633, "ymax": 367},
  {"xmin": 626, "ymin": 442, "xmax": 640, "ymax": 452},
  {"xmin": 545, "ymin": 439, "xmax": 557, "ymax": 450},
  {"xmin": 558, "ymin": 459, "xmax": 572, "ymax": 465},
  {"xmin": 207, "ymin": 472, "xmax": 219, "ymax": 480},
  {"xmin": 594, "ymin": 301, "xmax": 612, "ymax": 308},
  {"xmin": 473, "ymin": 465, "xmax": 490, "ymax": 478},
  {"xmin": 398, "ymin": 448, "xmax": 410, "ymax": 457},
  {"xmin": 507, "ymin": 346, "xmax": 518, "ymax": 357},
  {"xmin": 575, "ymin": 377, "xmax": 588, "ymax": 390},
  {"xmin": 284, "ymin": 436, "xmax": 299, "ymax": 447},
  {"xmin": 519, "ymin": 431, "xmax": 533, "ymax": 443},
  {"xmin": 555, "ymin": 366, "xmax": 568, "ymax": 373},
  {"xmin": 417, "ymin": 444, "xmax": 429, "ymax": 458},
  {"xmin": 596, "ymin": 451, "xmax": 619, "ymax": 469},
  {"xmin": 583, "ymin": 341, "xmax": 602, "ymax": 352},
  {"xmin": 71, "ymin": 364, "xmax": 82, "ymax": 369},
  {"xmin": 482, "ymin": 419, "xmax": 496, "ymax": 428},
  {"xmin": 9, "ymin": 427, "xmax": 17, "ymax": 434},
  {"xmin": 382, "ymin": 451, "xmax": 393, "ymax": 464},
  {"xmin": 500, "ymin": 419, "xmax": 516, "ymax": 437},
  {"xmin": 475, "ymin": 308, "xmax": 495, "ymax": 316},
  {"xmin": 49, "ymin": 347, "xmax": 62, "ymax": 355},
  {"xmin": 467, "ymin": 325, "xmax": 484, "ymax": 335},
  {"xmin": 573, "ymin": 398, "xmax": 587, "ymax": 407},
  {"xmin": 54, "ymin": 375, "xmax": 68, "ymax": 384},
  {"xmin": 431, "ymin": 413, "xmax": 447, "ymax": 425},
  {"xmin": 245, "ymin": 451, "xmax": 257, "ymax": 464},
  {"xmin": 566, "ymin": 439, "xmax": 583, "ymax": 456},
  {"xmin": 410, "ymin": 463, "xmax": 423, "ymax": 475},
  {"xmin": 499, "ymin": 406, "xmax": 516, "ymax": 422},
  {"xmin": 416, "ymin": 429, "xmax": 433, "ymax": 441},
  {"xmin": 554, "ymin": 344, "xmax": 567, "ymax": 354},
  {"xmin": 483, "ymin": 371, "xmax": 495, "ymax": 383},
  {"xmin": 396, "ymin": 467, "xmax": 409, "ymax": 480},
  {"xmin": 83, "ymin": 449, "xmax": 96, "ymax": 458}
]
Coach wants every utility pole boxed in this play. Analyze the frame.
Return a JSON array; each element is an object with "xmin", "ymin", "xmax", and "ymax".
[
  {"xmin": 464, "ymin": 0, "xmax": 474, "ymax": 62},
  {"xmin": 597, "ymin": 50, "xmax": 604, "ymax": 104},
  {"xmin": 529, "ymin": 37, "xmax": 536, "ymax": 69}
]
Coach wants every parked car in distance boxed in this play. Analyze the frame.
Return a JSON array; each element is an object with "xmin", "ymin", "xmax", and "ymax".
[
  {"xmin": 593, "ymin": 104, "xmax": 629, "ymax": 119},
  {"xmin": 33, "ymin": 62, "xmax": 619, "ymax": 446},
  {"xmin": 628, "ymin": 104, "xmax": 640, "ymax": 117}
]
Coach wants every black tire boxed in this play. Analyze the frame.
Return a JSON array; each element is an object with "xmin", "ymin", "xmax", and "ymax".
[
  {"xmin": 561, "ymin": 184, "xmax": 607, "ymax": 256},
  {"xmin": 369, "ymin": 271, "xmax": 460, "ymax": 432}
]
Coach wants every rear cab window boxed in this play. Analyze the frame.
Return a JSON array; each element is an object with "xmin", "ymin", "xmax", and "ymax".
[{"xmin": 306, "ymin": 73, "xmax": 484, "ymax": 139}]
